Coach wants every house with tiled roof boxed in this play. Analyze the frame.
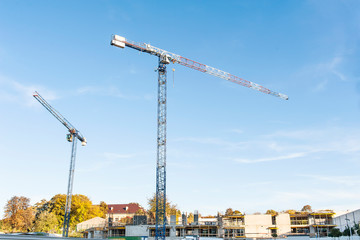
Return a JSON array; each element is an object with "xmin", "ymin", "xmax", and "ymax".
[{"xmin": 107, "ymin": 203, "xmax": 144, "ymax": 223}]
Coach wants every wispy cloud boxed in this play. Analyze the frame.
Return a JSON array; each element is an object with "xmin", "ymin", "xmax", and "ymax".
[
  {"xmin": 78, "ymin": 152, "xmax": 135, "ymax": 172},
  {"xmin": 297, "ymin": 56, "xmax": 347, "ymax": 92},
  {"xmin": 173, "ymin": 137, "xmax": 247, "ymax": 148},
  {"xmin": 233, "ymin": 151, "xmax": 308, "ymax": 164},
  {"xmin": 76, "ymin": 85, "xmax": 153, "ymax": 101},
  {"xmin": 297, "ymin": 174, "xmax": 360, "ymax": 187},
  {"xmin": 104, "ymin": 152, "xmax": 135, "ymax": 160},
  {"xmin": 230, "ymin": 129, "xmax": 244, "ymax": 134},
  {"xmin": 0, "ymin": 76, "xmax": 57, "ymax": 106},
  {"xmin": 77, "ymin": 86, "xmax": 126, "ymax": 98}
]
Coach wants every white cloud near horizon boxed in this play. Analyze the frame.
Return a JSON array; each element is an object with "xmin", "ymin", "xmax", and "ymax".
[
  {"xmin": 297, "ymin": 174, "xmax": 360, "ymax": 187},
  {"xmin": 173, "ymin": 126, "xmax": 360, "ymax": 165}
]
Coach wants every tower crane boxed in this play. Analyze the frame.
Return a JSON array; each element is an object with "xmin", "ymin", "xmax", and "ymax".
[
  {"xmin": 33, "ymin": 91, "xmax": 86, "ymax": 237},
  {"xmin": 111, "ymin": 35, "xmax": 288, "ymax": 240}
]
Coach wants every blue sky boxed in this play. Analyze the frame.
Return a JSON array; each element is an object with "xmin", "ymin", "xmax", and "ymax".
[{"xmin": 0, "ymin": 0, "xmax": 360, "ymax": 216}]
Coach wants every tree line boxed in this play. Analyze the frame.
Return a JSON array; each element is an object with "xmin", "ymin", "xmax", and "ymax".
[{"xmin": 0, "ymin": 195, "xmax": 107, "ymax": 236}]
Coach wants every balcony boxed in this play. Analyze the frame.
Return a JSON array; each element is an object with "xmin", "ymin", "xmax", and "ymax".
[{"xmin": 290, "ymin": 220, "xmax": 309, "ymax": 226}]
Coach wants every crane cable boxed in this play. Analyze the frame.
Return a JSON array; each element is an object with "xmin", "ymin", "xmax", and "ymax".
[{"xmin": 172, "ymin": 68, "xmax": 175, "ymax": 88}]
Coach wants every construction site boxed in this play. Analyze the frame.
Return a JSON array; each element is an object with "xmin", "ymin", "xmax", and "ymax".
[{"xmin": 1, "ymin": 1, "xmax": 359, "ymax": 240}]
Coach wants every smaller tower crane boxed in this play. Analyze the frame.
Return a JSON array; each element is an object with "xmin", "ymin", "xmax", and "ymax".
[{"xmin": 33, "ymin": 91, "xmax": 86, "ymax": 237}]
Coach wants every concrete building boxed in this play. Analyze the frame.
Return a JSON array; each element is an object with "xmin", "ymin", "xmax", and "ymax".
[
  {"xmin": 333, "ymin": 209, "xmax": 360, "ymax": 231},
  {"xmin": 78, "ymin": 210, "xmax": 339, "ymax": 239}
]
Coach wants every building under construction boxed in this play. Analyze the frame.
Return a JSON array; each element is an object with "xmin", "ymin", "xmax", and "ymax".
[{"xmin": 78, "ymin": 210, "xmax": 338, "ymax": 239}]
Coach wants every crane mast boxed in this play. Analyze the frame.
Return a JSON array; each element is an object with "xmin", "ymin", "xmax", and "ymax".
[
  {"xmin": 111, "ymin": 35, "xmax": 288, "ymax": 240},
  {"xmin": 33, "ymin": 91, "xmax": 86, "ymax": 237}
]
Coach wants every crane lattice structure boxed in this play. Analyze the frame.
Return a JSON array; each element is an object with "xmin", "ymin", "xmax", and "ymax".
[
  {"xmin": 33, "ymin": 91, "xmax": 87, "ymax": 237},
  {"xmin": 111, "ymin": 35, "xmax": 288, "ymax": 240}
]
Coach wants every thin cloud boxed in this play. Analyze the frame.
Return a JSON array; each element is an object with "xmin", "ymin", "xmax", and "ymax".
[
  {"xmin": 230, "ymin": 129, "xmax": 244, "ymax": 134},
  {"xmin": 297, "ymin": 174, "xmax": 360, "ymax": 187},
  {"xmin": 76, "ymin": 85, "xmax": 153, "ymax": 101},
  {"xmin": 0, "ymin": 76, "xmax": 57, "ymax": 106},
  {"xmin": 233, "ymin": 152, "xmax": 308, "ymax": 164},
  {"xmin": 173, "ymin": 137, "xmax": 248, "ymax": 149},
  {"xmin": 78, "ymin": 152, "xmax": 136, "ymax": 172},
  {"xmin": 308, "ymin": 56, "xmax": 346, "ymax": 91},
  {"xmin": 77, "ymin": 86, "xmax": 127, "ymax": 98},
  {"xmin": 104, "ymin": 152, "xmax": 134, "ymax": 160}
]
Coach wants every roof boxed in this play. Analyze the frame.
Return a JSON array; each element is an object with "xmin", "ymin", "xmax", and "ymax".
[{"xmin": 107, "ymin": 203, "xmax": 142, "ymax": 214}]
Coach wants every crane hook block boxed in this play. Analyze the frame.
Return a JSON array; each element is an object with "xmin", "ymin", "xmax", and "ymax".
[{"xmin": 66, "ymin": 134, "xmax": 73, "ymax": 142}]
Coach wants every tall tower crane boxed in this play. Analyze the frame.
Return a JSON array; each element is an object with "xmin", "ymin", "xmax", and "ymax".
[
  {"xmin": 111, "ymin": 35, "xmax": 288, "ymax": 240},
  {"xmin": 33, "ymin": 91, "xmax": 87, "ymax": 237}
]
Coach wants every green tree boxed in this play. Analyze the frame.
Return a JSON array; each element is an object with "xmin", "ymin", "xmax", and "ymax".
[
  {"xmin": 354, "ymin": 224, "xmax": 360, "ymax": 236},
  {"xmin": 33, "ymin": 210, "xmax": 58, "ymax": 233},
  {"xmin": 328, "ymin": 228, "xmax": 342, "ymax": 238},
  {"xmin": 4, "ymin": 196, "xmax": 34, "ymax": 232},
  {"xmin": 342, "ymin": 226, "xmax": 354, "ymax": 236},
  {"xmin": 34, "ymin": 199, "xmax": 50, "ymax": 219},
  {"xmin": 47, "ymin": 194, "xmax": 106, "ymax": 230},
  {"xmin": 301, "ymin": 205, "xmax": 312, "ymax": 212},
  {"xmin": 48, "ymin": 194, "xmax": 66, "ymax": 227},
  {"xmin": 147, "ymin": 194, "xmax": 179, "ymax": 221}
]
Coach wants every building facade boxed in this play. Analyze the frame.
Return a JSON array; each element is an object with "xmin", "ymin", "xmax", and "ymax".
[
  {"xmin": 79, "ymin": 210, "xmax": 338, "ymax": 239},
  {"xmin": 333, "ymin": 209, "xmax": 360, "ymax": 232}
]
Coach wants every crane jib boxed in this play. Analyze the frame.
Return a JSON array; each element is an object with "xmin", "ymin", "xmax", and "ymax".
[{"xmin": 111, "ymin": 35, "xmax": 288, "ymax": 100}]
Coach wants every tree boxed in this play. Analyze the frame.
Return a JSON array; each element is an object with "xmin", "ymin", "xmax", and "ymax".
[
  {"xmin": 285, "ymin": 209, "xmax": 297, "ymax": 215},
  {"xmin": 328, "ymin": 228, "xmax": 342, "ymax": 238},
  {"xmin": 187, "ymin": 213, "xmax": 194, "ymax": 224},
  {"xmin": 354, "ymin": 224, "xmax": 360, "ymax": 236},
  {"xmin": 33, "ymin": 210, "xmax": 58, "ymax": 233},
  {"xmin": 225, "ymin": 208, "xmax": 233, "ymax": 216},
  {"xmin": 135, "ymin": 208, "xmax": 146, "ymax": 215},
  {"xmin": 342, "ymin": 226, "xmax": 354, "ymax": 237},
  {"xmin": 147, "ymin": 194, "xmax": 180, "ymax": 221},
  {"xmin": 233, "ymin": 210, "xmax": 242, "ymax": 215},
  {"xmin": 266, "ymin": 210, "xmax": 278, "ymax": 215},
  {"xmin": 301, "ymin": 205, "xmax": 312, "ymax": 212},
  {"xmin": 47, "ymin": 194, "xmax": 107, "ymax": 231},
  {"xmin": 120, "ymin": 216, "xmax": 133, "ymax": 224},
  {"xmin": 4, "ymin": 196, "xmax": 34, "ymax": 232},
  {"xmin": 99, "ymin": 201, "xmax": 108, "ymax": 218}
]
